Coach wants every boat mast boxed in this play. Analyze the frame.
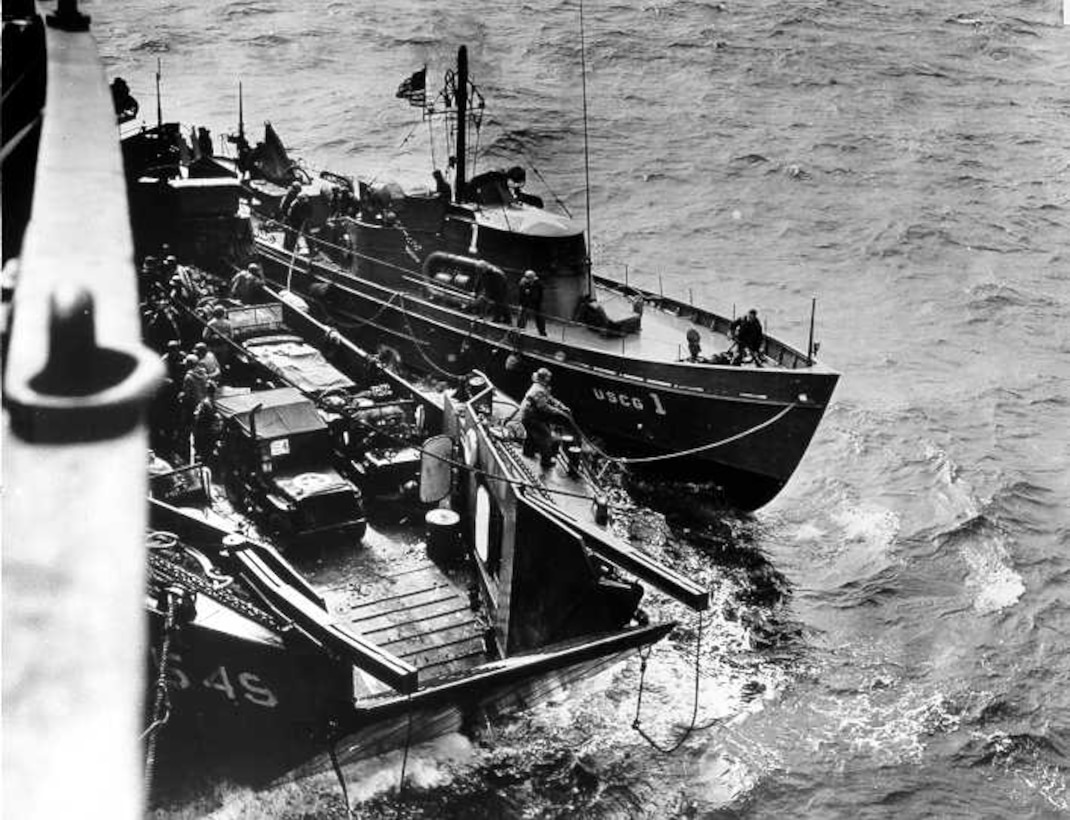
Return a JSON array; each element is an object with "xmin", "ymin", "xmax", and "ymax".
[
  {"xmin": 579, "ymin": 0, "xmax": 594, "ymax": 293},
  {"xmin": 155, "ymin": 57, "xmax": 162, "ymax": 128},
  {"xmin": 454, "ymin": 46, "xmax": 468, "ymax": 202}
]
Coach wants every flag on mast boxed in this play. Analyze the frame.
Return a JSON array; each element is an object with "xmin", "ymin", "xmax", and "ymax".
[{"xmin": 396, "ymin": 67, "xmax": 427, "ymax": 107}]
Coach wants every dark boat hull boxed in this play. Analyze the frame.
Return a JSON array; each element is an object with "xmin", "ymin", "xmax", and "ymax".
[
  {"xmin": 147, "ymin": 600, "xmax": 668, "ymax": 789},
  {"xmin": 255, "ymin": 240, "xmax": 836, "ymax": 510}
]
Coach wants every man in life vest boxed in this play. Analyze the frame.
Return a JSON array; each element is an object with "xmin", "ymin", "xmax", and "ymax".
[
  {"xmin": 730, "ymin": 308, "xmax": 764, "ymax": 366},
  {"xmin": 519, "ymin": 367, "xmax": 573, "ymax": 467}
]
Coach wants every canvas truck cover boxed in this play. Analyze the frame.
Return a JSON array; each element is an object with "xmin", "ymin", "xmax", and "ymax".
[{"xmin": 214, "ymin": 387, "xmax": 326, "ymax": 440}]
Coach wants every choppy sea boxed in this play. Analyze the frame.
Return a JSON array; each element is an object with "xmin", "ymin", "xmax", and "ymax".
[{"xmin": 93, "ymin": 0, "xmax": 1070, "ymax": 816}]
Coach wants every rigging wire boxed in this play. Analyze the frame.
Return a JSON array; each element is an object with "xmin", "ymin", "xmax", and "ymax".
[{"xmin": 578, "ymin": 0, "xmax": 595, "ymax": 292}]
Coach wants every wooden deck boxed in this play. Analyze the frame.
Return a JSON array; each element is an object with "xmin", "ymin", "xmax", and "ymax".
[{"xmin": 290, "ymin": 525, "xmax": 490, "ymax": 693}]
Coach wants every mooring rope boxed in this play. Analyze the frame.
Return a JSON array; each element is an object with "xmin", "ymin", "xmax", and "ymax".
[{"xmin": 571, "ymin": 402, "xmax": 797, "ymax": 466}]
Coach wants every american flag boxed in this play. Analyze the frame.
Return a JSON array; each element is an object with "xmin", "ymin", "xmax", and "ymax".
[{"xmin": 395, "ymin": 67, "xmax": 427, "ymax": 107}]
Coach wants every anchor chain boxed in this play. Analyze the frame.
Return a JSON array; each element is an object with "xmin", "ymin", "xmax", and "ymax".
[{"xmin": 147, "ymin": 550, "xmax": 282, "ymax": 631}]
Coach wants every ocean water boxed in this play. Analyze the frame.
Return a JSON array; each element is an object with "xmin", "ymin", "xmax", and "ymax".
[{"xmin": 93, "ymin": 1, "xmax": 1070, "ymax": 817}]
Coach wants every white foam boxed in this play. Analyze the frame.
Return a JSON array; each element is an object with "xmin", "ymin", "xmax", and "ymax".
[
  {"xmin": 205, "ymin": 732, "xmax": 480, "ymax": 816},
  {"xmin": 831, "ymin": 504, "xmax": 900, "ymax": 548},
  {"xmin": 962, "ymin": 539, "xmax": 1024, "ymax": 615},
  {"xmin": 793, "ymin": 522, "xmax": 825, "ymax": 541}
]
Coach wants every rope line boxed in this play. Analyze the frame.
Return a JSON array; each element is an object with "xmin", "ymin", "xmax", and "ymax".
[
  {"xmin": 632, "ymin": 611, "xmax": 721, "ymax": 754},
  {"xmin": 328, "ymin": 736, "xmax": 352, "ymax": 818},
  {"xmin": 395, "ymin": 696, "xmax": 415, "ymax": 819},
  {"xmin": 143, "ymin": 591, "xmax": 179, "ymax": 797},
  {"xmin": 573, "ymin": 402, "xmax": 796, "ymax": 466}
]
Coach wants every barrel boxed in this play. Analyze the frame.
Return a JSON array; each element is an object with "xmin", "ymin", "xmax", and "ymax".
[{"xmin": 425, "ymin": 507, "xmax": 462, "ymax": 563}]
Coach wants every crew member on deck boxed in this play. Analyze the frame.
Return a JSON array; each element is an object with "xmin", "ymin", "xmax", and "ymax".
[
  {"xmin": 284, "ymin": 193, "xmax": 312, "ymax": 252},
  {"xmin": 519, "ymin": 367, "xmax": 573, "ymax": 467},
  {"xmin": 573, "ymin": 293, "xmax": 609, "ymax": 331},
  {"xmin": 179, "ymin": 355, "xmax": 213, "ymax": 434},
  {"xmin": 197, "ymin": 127, "xmax": 214, "ymax": 158},
  {"xmin": 193, "ymin": 342, "xmax": 222, "ymax": 384},
  {"xmin": 517, "ymin": 270, "xmax": 547, "ymax": 336},
  {"xmin": 433, "ymin": 169, "xmax": 452, "ymax": 200},
  {"xmin": 229, "ymin": 263, "xmax": 263, "ymax": 303},
  {"xmin": 279, "ymin": 181, "xmax": 302, "ymax": 221},
  {"xmin": 204, "ymin": 305, "xmax": 233, "ymax": 368},
  {"xmin": 479, "ymin": 267, "xmax": 511, "ymax": 324},
  {"xmin": 683, "ymin": 327, "xmax": 704, "ymax": 362},
  {"xmin": 192, "ymin": 383, "xmax": 223, "ymax": 465},
  {"xmin": 160, "ymin": 340, "xmax": 187, "ymax": 395},
  {"xmin": 730, "ymin": 308, "xmax": 764, "ymax": 366}
]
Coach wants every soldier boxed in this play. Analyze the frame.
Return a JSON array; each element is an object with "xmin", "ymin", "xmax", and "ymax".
[
  {"xmin": 229, "ymin": 262, "xmax": 263, "ymax": 303},
  {"xmin": 203, "ymin": 304, "xmax": 233, "ymax": 369},
  {"xmin": 160, "ymin": 339, "xmax": 187, "ymax": 392},
  {"xmin": 192, "ymin": 383, "xmax": 223, "ymax": 465},
  {"xmin": 193, "ymin": 341, "xmax": 222, "ymax": 383}
]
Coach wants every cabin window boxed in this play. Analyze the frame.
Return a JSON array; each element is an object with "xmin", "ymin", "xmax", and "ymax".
[{"xmin": 474, "ymin": 483, "xmax": 502, "ymax": 579}]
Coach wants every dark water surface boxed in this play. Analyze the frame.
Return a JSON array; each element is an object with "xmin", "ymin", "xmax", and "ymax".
[{"xmin": 94, "ymin": 1, "xmax": 1070, "ymax": 816}]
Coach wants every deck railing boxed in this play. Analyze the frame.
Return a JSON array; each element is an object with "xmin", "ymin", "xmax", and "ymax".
[{"xmin": 3, "ymin": 6, "xmax": 160, "ymax": 818}]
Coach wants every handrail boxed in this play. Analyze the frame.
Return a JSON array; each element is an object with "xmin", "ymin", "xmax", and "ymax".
[
  {"xmin": 3, "ymin": 7, "xmax": 161, "ymax": 820},
  {"xmin": 256, "ymin": 221, "xmax": 837, "ymax": 383}
]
